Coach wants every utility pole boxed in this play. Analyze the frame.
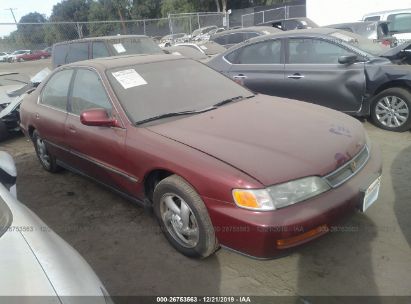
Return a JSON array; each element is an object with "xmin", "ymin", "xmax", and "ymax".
[{"xmin": 5, "ymin": 8, "xmax": 17, "ymax": 23}]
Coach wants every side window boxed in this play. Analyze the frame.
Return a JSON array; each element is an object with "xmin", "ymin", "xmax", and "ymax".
[
  {"xmin": 53, "ymin": 44, "xmax": 69, "ymax": 67},
  {"xmin": 70, "ymin": 69, "xmax": 112, "ymax": 116},
  {"xmin": 41, "ymin": 69, "xmax": 73, "ymax": 110},
  {"xmin": 387, "ymin": 13, "xmax": 411, "ymax": 33},
  {"xmin": 66, "ymin": 43, "xmax": 89, "ymax": 64},
  {"xmin": 224, "ymin": 49, "xmax": 240, "ymax": 63},
  {"xmin": 92, "ymin": 41, "xmax": 110, "ymax": 59},
  {"xmin": 237, "ymin": 40, "xmax": 282, "ymax": 64},
  {"xmin": 289, "ymin": 38, "xmax": 354, "ymax": 64}
]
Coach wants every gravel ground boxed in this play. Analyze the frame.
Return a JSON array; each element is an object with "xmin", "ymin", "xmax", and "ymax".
[{"xmin": 0, "ymin": 59, "xmax": 410, "ymax": 298}]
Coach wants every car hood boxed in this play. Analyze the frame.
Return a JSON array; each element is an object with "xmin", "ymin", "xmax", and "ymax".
[{"xmin": 147, "ymin": 95, "xmax": 366, "ymax": 186}]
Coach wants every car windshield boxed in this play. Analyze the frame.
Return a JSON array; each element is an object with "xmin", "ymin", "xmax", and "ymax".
[
  {"xmin": 107, "ymin": 58, "xmax": 252, "ymax": 124},
  {"xmin": 329, "ymin": 30, "xmax": 389, "ymax": 56},
  {"xmin": 0, "ymin": 195, "xmax": 12, "ymax": 239},
  {"xmin": 106, "ymin": 37, "xmax": 163, "ymax": 56}
]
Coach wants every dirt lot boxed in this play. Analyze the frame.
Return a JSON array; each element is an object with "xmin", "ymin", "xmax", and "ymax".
[{"xmin": 1, "ymin": 60, "xmax": 411, "ymax": 298}]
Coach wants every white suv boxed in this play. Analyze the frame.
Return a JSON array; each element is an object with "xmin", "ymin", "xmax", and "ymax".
[{"xmin": 363, "ymin": 9, "xmax": 411, "ymax": 43}]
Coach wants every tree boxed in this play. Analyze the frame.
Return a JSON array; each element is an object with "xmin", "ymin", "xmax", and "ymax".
[{"xmin": 16, "ymin": 12, "xmax": 47, "ymax": 48}]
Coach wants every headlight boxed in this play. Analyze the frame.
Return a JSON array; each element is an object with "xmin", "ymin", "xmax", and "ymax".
[{"xmin": 233, "ymin": 176, "xmax": 330, "ymax": 211}]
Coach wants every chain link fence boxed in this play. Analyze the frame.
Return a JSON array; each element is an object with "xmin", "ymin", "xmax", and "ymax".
[
  {"xmin": 0, "ymin": 5, "xmax": 305, "ymax": 54},
  {"xmin": 0, "ymin": 13, "xmax": 226, "ymax": 53}
]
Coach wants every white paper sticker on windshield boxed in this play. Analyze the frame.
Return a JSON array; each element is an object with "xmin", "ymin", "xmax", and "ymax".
[
  {"xmin": 113, "ymin": 43, "xmax": 126, "ymax": 53},
  {"xmin": 171, "ymin": 52, "xmax": 182, "ymax": 56},
  {"xmin": 199, "ymin": 45, "xmax": 208, "ymax": 50},
  {"xmin": 112, "ymin": 69, "xmax": 147, "ymax": 89}
]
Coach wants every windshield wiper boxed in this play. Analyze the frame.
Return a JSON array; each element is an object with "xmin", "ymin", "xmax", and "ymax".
[
  {"xmin": 213, "ymin": 95, "xmax": 253, "ymax": 107},
  {"xmin": 135, "ymin": 106, "xmax": 216, "ymax": 125}
]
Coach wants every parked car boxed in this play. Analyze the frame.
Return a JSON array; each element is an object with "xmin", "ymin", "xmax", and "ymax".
[
  {"xmin": 0, "ymin": 152, "xmax": 112, "ymax": 302},
  {"xmin": 52, "ymin": 35, "xmax": 163, "ymax": 68},
  {"xmin": 0, "ymin": 52, "xmax": 10, "ymax": 62},
  {"xmin": 158, "ymin": 33, "xmax": 188, "ymax": 47},
  {"xmin": 267, "ymin": 17, "xmax": 318, "ymax": 31},
  {"xmin": 208, "ymin": 28, "xmax": 411, "ymax": 132},
  {"xmin": 363, "ymin": 9, "xmax": 411, "ymax": 43},
  {"xmin": 210, "ymin": 26, "xmax": 281, "ymax": 48},
  {"xmin": 0, "ymin": 69, "xmax": 50, "ymax": 141},
  {"xmin": 20, "ymin": 54, "xmax": 382, "ymax": 259},
  {"xmin": 6, "ymin": 50, "xmax": 30, "ymax": 62},
  {"xmin": 326, "ymin": 21, "xmax": 396, "ymax": 47},
  {"xmin": 191, "ymin": 26, "xmax": 219, "ymax": 41},
  {"xmin": 172, "ymin": 41, "xmax": 227, "ymax": 57},
  {"xmin": 15, "ymin": 49, "xmax": 51, "ymax": 62}
]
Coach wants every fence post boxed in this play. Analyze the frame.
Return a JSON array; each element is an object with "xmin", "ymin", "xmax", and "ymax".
[
  {"xmin": 189, "ymin": 15, "xmax": 192, "ymax": 34},
  {"xmin": 241, "ymin": 15, "xmax": 243, "ymax": 28},
  {"xmin": 168, "ymin": 13, "xmax": 173, "ymax": 35},
  {"xmin": 197, "ymin": 13, "xmax": 200, "ymax": 29},
  {"xmin": 143, "ymin": 19, "xmax": 146, "ymax": 35}
]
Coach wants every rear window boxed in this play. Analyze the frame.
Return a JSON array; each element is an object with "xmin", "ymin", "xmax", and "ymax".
[
  {"xmin": 106, "ymin": 37, "xmax": 163, "ymax": 56},
  {"xmin": 66, "ymin": 42, "xmax": 89, "ymax": 64},
  {"xmin": 53, "ymin": 44, "xmax": 69, "ymax": 67}
]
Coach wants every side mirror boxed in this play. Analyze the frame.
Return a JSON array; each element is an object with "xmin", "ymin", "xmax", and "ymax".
[
  {"xmin": 80, "ymin": 108, "xmax": 120, "ymax": 128},
  {"xmin": 338, "ymin": 54, "xmax": 358, "ymax": 65}
]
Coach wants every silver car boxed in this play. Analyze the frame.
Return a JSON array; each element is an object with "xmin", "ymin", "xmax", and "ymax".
[{"xmin": 0, "ymin": 151, "xmax": 112, "ymax": 304}]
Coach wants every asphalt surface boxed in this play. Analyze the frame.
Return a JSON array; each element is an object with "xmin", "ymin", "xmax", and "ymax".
[{"xmin": 0, "ymin": 59, "xmax": 410, "ymax": 298}]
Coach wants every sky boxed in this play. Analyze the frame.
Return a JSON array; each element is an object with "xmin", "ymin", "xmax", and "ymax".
[{"xmin": 0, "ymin": 0, "xmax": 61, "ymax": 37}]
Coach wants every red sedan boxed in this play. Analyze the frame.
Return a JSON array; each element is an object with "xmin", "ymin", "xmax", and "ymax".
[
  {"xmin": 20, "ymin": 55, "xmax": 382, "ymax": 258},
  {"xmin": 16, "ymin": 48, "xmax": 51, "ymax": 62}
]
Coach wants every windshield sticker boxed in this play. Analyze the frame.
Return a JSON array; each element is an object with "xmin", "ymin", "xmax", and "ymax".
[
  {"xmin": 113, "ymin": 43, "xmax": 126, "ymax": 53},
  {"xmin": 112, "ymin": 69, "xmax": 147, "ymax": 89},
  {"xmin": 171, "ymin": 52, "xmax": 182, "ymax": 56},
  {"xmin": 200, "ymin": 45, "xmax": 208, "ymax": 50}
]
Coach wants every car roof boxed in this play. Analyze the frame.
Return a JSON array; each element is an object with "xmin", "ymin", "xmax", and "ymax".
[
  {"xmin": 62, "ymin": 54, "xmax": 185, "ymax": 71},
  {"xmin": 364, "ymin": 8, "xmax": 411, "ymax": 17},
  {"xmin": 53, "ymin": 35, "xmax": 148, "ymax": 46},
  {"xmin": 244, "ymin": 27, "xmax": 338, "ymax": 41}
]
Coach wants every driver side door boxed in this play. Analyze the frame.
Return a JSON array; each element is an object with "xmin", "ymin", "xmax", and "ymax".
[
  {"xmin": 64, "ymin": 68, "xmax": 135, "ymax": 194},
  {"xmin": 282, "ymin": 37, "xmax": 366, "ymax": 113}
]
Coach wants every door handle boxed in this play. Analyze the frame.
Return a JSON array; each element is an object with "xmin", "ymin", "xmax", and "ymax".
[
  {"xmin": 68, "ymin": 124, "xmax": 76, "ymax": 133},
  {"xmin": 287, "ymin": 73, "xmax": 305, "ymax": 80},
  {"xmin": 233, "ymin": 74, "xmax": 247, "ymax": 80}
]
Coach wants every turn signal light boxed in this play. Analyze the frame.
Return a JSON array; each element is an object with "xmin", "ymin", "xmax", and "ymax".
[{"xmin": 276, "ymin": 225, "xmax": 329, "ymax": 249}]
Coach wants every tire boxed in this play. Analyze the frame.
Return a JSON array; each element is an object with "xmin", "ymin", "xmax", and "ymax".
[
  {"xmin": 0, "ymin": 120, "xmax": 9, "ymax": 141},
  {"xmin": 371, "ymin": 87, "xmax": 411, "ymax": 132},
  {"xmin": 32, "ymin": 130, "xmax": 61, "ymax": 172},
  {"xmin": 153, "ymin": 175, "xmax": 218, "ymax": 258}
]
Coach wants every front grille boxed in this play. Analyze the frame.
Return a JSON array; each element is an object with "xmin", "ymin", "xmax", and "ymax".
[{"xmin": 324, "ymin": 145, "xmax": 370, "ymax": 188}]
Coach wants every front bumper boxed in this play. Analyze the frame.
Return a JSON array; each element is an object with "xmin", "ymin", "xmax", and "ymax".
[{"xmin": 204, "ymin": 145, "xmax": 382, "ymax": 259}]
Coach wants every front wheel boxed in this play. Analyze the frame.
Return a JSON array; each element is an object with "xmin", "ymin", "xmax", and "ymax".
[
  {"xmin": 32, "ymin": 130, "xmax": 61, "ymax": 172},
  {"xmin": 371, "ymin": 87, "xmax": 411, "ymax": 132},
  {"xmin": 153, "ymin": 175, "xmax": 218, "ymax": 258}
]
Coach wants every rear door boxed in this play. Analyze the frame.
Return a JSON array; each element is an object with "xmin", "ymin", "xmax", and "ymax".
[
  {"xmin": 64, "ymin": 68, "xmax": 133, "ymax": 193},
  {"xmin": 225, "ymin": 38, "xmax": 286, "ymax": 96},
  {"xmin": 282, "ymin": 37, "xmax": 366, "ymax": 112}
]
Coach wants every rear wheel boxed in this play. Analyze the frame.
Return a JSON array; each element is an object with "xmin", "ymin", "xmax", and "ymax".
[
  {"xmin": 371, "ymin": 87, "xmax": 411, "ymax": 132},
  {"xmin": 153, "ymin": 175, "xmax": 218, "ymax": 258},
  {"xmin": 32, "ymin": 130, "xmax": 61, "ymax": 172}
]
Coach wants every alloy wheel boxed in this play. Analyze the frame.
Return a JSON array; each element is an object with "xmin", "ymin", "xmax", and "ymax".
[{"xmin": 375, "ymin": 95, "xmax": 409, "ymax": 128}]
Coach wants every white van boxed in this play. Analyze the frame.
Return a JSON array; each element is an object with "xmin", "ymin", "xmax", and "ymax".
[{"xmin": 363, "ymin": 9, "xmax": 411, "ymax": 42}]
